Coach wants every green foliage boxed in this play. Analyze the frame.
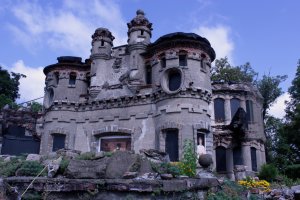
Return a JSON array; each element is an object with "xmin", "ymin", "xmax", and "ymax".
[
  {"xmin": 258, "ymin": 164, "xmax": 278, "ymax": 182},
  {"xmin": 22, "ymin": 191, "xmax": 42, "ymax": 200},
  {"xmin": 211, "ymin": 57, "xmax": 258, "ymax": 84},
  {"xmin": 76, "ymin": 152, "xmax": 96, "ymax": 160},
  {"xmin": 103, "ymin": 152, "xmax": 113, "ymax": 157},
  {"xmin": 257, "ymin": 74, "xmax": 287, "ymax": 119},
  {"xmin": 17, "ymin": 161, "xmax": 46, "ymax": 176},
  {"xmin": 58, "ymin": 158, "xmax": 70, "ymax": 174},
  {"xmin": 0, "ymin": 66, "xmax": 26, "ymax": 109},
  {"xmin": 285, "ymin": 164, "xmax": 300, "ymax": 180},
  {"xmin": 0, "ymin": 158, "xmax": 22, "ymax": 177},
  {"xmin": 207, "ymin": 180, "xmax": 245, "ymax": 200},
  {"xmin": 179, "ymin": 139, "xmax": 197, "ymax": 177},
  {"xmin": 151, "ymin": 162, "xmax": 181, "ymax": 177},
  {"xmin": 30, "ymin": 101, "xmax": 42, "ymax": 112}
]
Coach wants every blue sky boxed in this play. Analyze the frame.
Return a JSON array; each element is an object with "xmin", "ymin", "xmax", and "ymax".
[{"xmin": 1, "ymin": 0, "xmax": 300, "ymax": 118}]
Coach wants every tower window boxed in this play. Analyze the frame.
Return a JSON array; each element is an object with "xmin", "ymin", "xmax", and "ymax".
[
  {"xmin": 141, "ymin": 30, "xmax": 144, "ymax": 36},
  {"xmin": 214, "ymin": 98, "xmax": 225, "ymax": 122},
  {"xmin": 52, "ymin": 134, "xmax": 66, "ymax": 152},
  {"xmin": 160, "ymin": 54, "xmax": 166, "ymax": 68},
  {"xmin": 145, "ymin": 65, "xmax": 152, "ymax": 85},
  {"xmin": 101, "ymin": 40, "xmax": 104, "ymax": 46},
  {"xmin": 168, "ymin": 70, "xmax": 181, "ymax": 91},
  {"xmin": 54, "ymin": 72, "xmax": 59, "ymax": 85},
  {"xmin": 69, "ymin": 72, "xmax": 77, "ymax": 85},
  {"xmin": 246, "ymin": 100, "xmax": 254, "ymax": 122},
  {"xmin": 179, "ymin": 51, "xmax": 187, "ymax": 66},
  {"xmin": 230, "ymin": 98, "xmax": 240, "ymax": 118}
]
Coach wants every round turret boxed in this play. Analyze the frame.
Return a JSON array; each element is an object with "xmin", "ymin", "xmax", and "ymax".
[
  {"xmin": 127, "ymin": 9, "xmax": 152, "ymax": 45},
  {"xmin": 90, "ymin": 28, "xmax": 115, "ymax": 59}
]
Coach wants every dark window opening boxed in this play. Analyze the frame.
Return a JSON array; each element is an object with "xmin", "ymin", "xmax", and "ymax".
[
  {"xmin": 165, "ymin": 129, "xmax": 179, "ymax": 161},
  {"xmin": 251, "ymin": 147, "xmax": 257, "ymax": 171},
  {"xmin": 101, "ymin": 40, "xmax": 104, "ymax": 46},
  {"xmin": 141, "ymin": 30, "xmax": 144, "ymax": 35},
  {"xmin": 49, "ymin": 89, "xmax": 54, "ymax": 103},
  {"xmin": 54, "ymin": 72, "xmax": 59, "ymax": 85},
  {"xmin": 216, "ymin": 146, "xmax": 227, "ymax": 172},
  {"xmin": 168, "ymin": 70, "xmax": 181, "ymax": 91},
  {"xmin": 233, "ymin": 146, "xmax": 243, "ymax": 166},
  {"xmin": 214, "ymin": 98, "xmax": 225, "ymax": 122},
  {"xmin": 100, "ymin": 137, "xmax": 131, "ymax": 152},
  {"xmin": 69, "ymin": 72, "xmax": 77, "ymax": 85},
  {"xmin": 161, "ymin": 56, "xmax": 166, "ymax": 68},
  {"xmin": 145, "ymin": 65, "xmax": 152, "ymax": 85},
  {"xmin": 230, "ymin": 98, "xmax": 240, "ymax": 118},
  {"xmin": 197, "ymin": 132, "xmax": 205, "ymax": 146},
  {"xmin": 52, "ymin": 134, "xmax": 66, "ymax": 152},
  {"xmin": 246, "ymin": 100, "xmax": 254, "ymax": 122},
  {"xmin": 179, "ymin": 54, "xmax": 187, "ymax": 66}
]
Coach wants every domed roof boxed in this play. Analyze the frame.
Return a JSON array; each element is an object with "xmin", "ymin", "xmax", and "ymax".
[
  {"xmin": 148, "ymin": 32, "xmax": 216, "ymax": 61},
  {"xmin": 91, "ymin": 28, "xmax": 115, "ymax": 45},
  {"xmin": 153, "ymin": 32, "xmax": 211, "ymax": 47}
]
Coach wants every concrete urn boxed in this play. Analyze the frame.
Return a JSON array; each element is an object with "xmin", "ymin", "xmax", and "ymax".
[{"xmin": 198, "ymin": 154, "xmax": 213, "ymax": 168}]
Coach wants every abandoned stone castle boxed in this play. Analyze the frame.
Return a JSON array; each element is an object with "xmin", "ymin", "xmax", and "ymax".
[{"xmin": 37, "ymin": 10, "xmax": 266, "ymax": 179}]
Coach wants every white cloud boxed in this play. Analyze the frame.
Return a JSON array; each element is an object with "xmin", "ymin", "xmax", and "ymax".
[
  {"xmin": 268, "ymin": 92, "xmax": 289, "ymax": 119},
  {"xmin": 194, "ymin": 25, "xmax": 234, "ymax": 62},
  {"xmin": 8, "ymin": 0, "xmax": 127, "ymax": 58},
  {"xmin": 10, "ymin": 60, "xmax": 45, "ymax": 103}
]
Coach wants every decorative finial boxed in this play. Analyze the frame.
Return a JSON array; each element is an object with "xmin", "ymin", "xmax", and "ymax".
[{"xmin": 136, "ymin": 9, "xmax": 144, "ymax": 16}]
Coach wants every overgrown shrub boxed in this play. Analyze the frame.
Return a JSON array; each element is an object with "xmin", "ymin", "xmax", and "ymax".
[
  {"xmin": 179, "ymin": 139, "xmax": 197, "ymax": 177},
  {"xmin": 16, "ymin": 161, "xmax": 46, "ymax": 176},
  {"xmin": 76, "ymin": 152, "xmax": 96, "ymax": 160},
  {"xmin": 207, "ymin": 180, "xmax": 246, "ymax": 200},
  {"xmin": 58, "ymin": 158, "xmax": 70, "ymax": 174},
  {"xmin": 151, "ymin": 162, "xmax": 181, "ymax": 177},
  {"xmin": 285, "ymin": 164, "xmax": 300, "ymax": 180},
  {"xmin": 0, "ymin": 158, "xmax": 22, "ymax": 177},
  {"xmin": 258, "ymin": 164, "xmax": 278, "ymax": 182}
]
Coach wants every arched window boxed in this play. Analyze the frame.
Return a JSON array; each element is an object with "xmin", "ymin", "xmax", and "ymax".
[
  {"xmin": 168, "ymin": 70, "xmax": 181, "ymax": 91},
  {"xmin": 179, "ymin": 51, "xmax": 187, "ymax": 66},
  {"xmin": 145, "ymin": 65, "xmax": 152, "ymax": 85},
  {"xmin": 216, "ymin": 146, "xmax": 227, "ymax": 172},
  {"xmin": 233, "ymin": 146, "xmax": 243, "ymax": 166},
  {"xmin": 69, "ymin": 72, "xmax": 77, "ymax": 85},
  {"xmin": 246, "ymin": 100, "xmax": 254, "ymax": 122},
  {"xmin": 251, "ymin": 147, "xmax": 257, "ymax": 171},
  {"xmin": 214, "ymin": 98, "xmax": 225, "ymax": 122},
  {"xmin": 230, "ymin": 98, "xmax": 240, "ymax": 118}
]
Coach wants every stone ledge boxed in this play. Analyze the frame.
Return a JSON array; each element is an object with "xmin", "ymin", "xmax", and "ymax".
[{"xmin": 3, "ymin": 177, "xmax": 219, "ymax": 193}]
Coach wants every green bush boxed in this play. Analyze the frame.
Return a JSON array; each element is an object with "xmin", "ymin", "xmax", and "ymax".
[
  {"xmin": 207, "ymin": 180, "xmax": 246, "ymax": 200},
  {"xmin": 0, "ymin": 158, "xmax": 22, "ymax": 177},
  {"xmin": 285, "ymin": 164, "xmax": 300, "ymax": 180},
  {"xmin": 16, "ymin": 161, "xmax": 46, "ymax": 176},
  {"xmin": 76, "ymin": 152, "xmax": 96, "ymax": 160},
  {"xmin": 179, "ymin": 139, "xmax": 197, "ymax": 177},
  {"xmin": 258, "ymin": 164, "xmax": 278, "ymax": 182},
  {"xmin": 58, "ymin": 158, "xmax": 70, "ymax": 174},
  {"xmin": 151, "ymin": 162, "xmax": 181, "ymax": 177}
]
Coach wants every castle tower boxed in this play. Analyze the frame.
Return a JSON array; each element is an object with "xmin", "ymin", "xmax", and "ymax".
[
  {"xmin": 127, "ymin": 10, "xmax": 153, "ymax": 86},
  {"xmin": 89, "ymin": 28, "xmax": 115, "ymax": 97}
]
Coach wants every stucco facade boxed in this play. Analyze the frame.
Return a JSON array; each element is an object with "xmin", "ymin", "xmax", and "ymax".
[{"xmin": 38, "ymin": 10, "xmax": 266, "ymax": 178}]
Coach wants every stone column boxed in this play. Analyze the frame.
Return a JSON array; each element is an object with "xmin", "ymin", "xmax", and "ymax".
[
  {"xmin": 224, "ymin": 98, "xmax": 231, "ymax": 124},
  {"xmin": 242, "ymin": 144, "xmax": 252, "ymax": 172},
  {"xmin": 226, "ymin": 148, "xmax": 234, "ymax": 180}
]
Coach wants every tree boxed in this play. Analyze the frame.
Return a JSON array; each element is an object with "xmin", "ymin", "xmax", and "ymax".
[
  {"xmin": 0, "ymin": 66, "xmax": 26, "ymax": 108},
  {"xmin": 211, "ymin": 57, "xmax": 258, "ymax": 83},
  {"xmin": 283, "ymin": 60, "xmax": 300, "ymax": 162},
  {"xmin": 257, "ymin": 74, "xmax": 287, "ymax": 119}
]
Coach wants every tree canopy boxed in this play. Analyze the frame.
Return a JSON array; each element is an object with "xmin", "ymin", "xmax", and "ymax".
[{"xmin": 0, "ymin": 66, "xmax": 26, "ymax": 108}]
